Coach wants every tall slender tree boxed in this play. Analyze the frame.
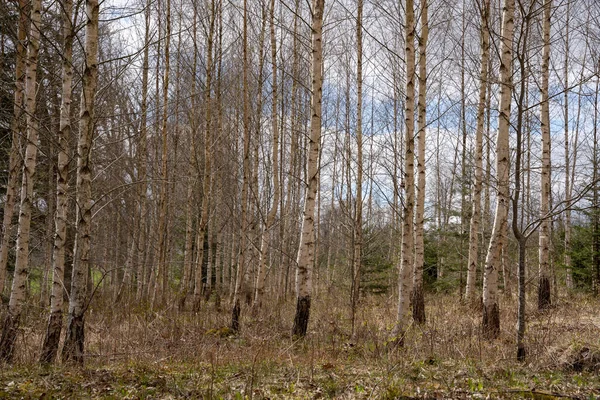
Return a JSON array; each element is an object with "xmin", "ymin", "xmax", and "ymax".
[
  {"xmin": 62, "ymin": 0, "xmax": 100, "ymax": 364},
  {"xmin": 538, "ymin": 0, "xmax": 552, "ymax": 309},
  {"xmin": 482, "ymin": 0, "xmax": 514, "ymax": 340},
  {"xmin": 465, "ymin": 0, "xmax": 491, "ymax": 302},
  {"xmin": 351, "ymin": 0, "xmax": 364, "ymax": 336},
  {"xmin": 193, "ymin": 0, "xmax": 216, "ymax": 310},
  {"xmin": 255, "ymin": 0, "xmax": 280, "ymax": 308},
  {"xmin": 0, "ymin": 0, "xmax": 28, "ymax": 295},
  {"xmin": 292, "ymin": 0, "xmax": 325, "ymax": 338},
  {"xmin": 231, "ymin": 0, "xmax": 252, "ymax": 332},
  {"xmin": 0, "ymin": 0, "xmax": 42, "ymax": 362},
  {"xmin": 563, "ymin": 1, "xmax": 573, "ymax": 291},
  {"xmin": 136, "ymin": 0, "xmax": 151, "ymax": 301},
  {"xmin": 394, "ymin": 0, "xmax": 416, "ymax": 343},
  {"xmin": 412, "ymin": 0, "xmax": 428, "ymax": 325},
  {"xmin": 152, "ymin": 0, "xmax": 172, "ymax": 307},
  {"xmin": 40, "ymin": 0, "xmax": 77, "ymax": 364}
]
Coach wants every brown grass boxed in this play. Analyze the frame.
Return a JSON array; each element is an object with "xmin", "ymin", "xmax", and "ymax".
[{"xmin": 1, "ymin": 289, "xmax": 600, "ymax": 398}]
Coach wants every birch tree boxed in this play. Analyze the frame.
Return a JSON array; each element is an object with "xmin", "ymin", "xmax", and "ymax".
[
  {"xmin": 351, "ymin": 0, "xmax": 364, "ymax": 336},
  {"xmin": 254, "ymin": 0, "xmax": 280, "ymax": 308},
  {"xmin": 62, "ymin": 0, "xmax": 100, "ymax": 364},
  {"xmin": 291, "ymin": 0, "xmax": 324, "ymax": 338},
  {"xmin": 181, "ymin": 0, "xmax": 199, "ymax": 301},
  {"xmin": 40, "ymin": 0, "xmax": 77, "ymax": 364},
  {"xmin": 136, "ymin": 0, "xmax": 151, "ymax": 301},
  {"xmin": 0, "ymin": 0, "xmax": 42, "ymax": 362},
  {"xmin": 465, "ymin": 0, "xmax": 491, "ymax": 302},
  {"xmin": 152, "ymin": 0, "xmax": 171, "ymax": 307},
  {"xmin": 412, "ymin": 0, "xmax": 428, "ymax": 325},
  {"xmin": 393, "ymin": 0, "xmax": 416, "ymax": 344},
  {"xmin": 0, "ymin": 0, "xmax": 27, "ymax": 295},
  {"xmin": 193, "ymin": 0, "xmax": 216, "ymax": 310},
  {"xmin": 231, "ymin": 0, "xmax": 252, "ymax": 332},
  {"xmin": 538, "ymin": 0, "xmax": 552, "ymax": 309},
  {"xmin": 563, "ymin": 2, "xmax": 573, "ymax": 290},
  {"xmin": 482, "ymin": 0, "xmax": 514, "ymax": 340}
]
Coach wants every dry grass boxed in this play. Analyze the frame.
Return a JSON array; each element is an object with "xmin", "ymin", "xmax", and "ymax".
[{"xmin": 1, "ymin": 289, "xmax": 600, "ymax": 398}]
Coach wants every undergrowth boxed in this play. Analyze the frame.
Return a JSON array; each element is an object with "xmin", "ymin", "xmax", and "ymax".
[{"xmin": 1, "ymin": 290, "xmax": 599, "ymax": 399}]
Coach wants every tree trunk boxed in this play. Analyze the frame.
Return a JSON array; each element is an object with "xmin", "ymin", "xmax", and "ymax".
[
  {"xmin": 151, "ymin": 0, "xmax": 171, "ymax": 308},
  {"xmin": 40, "ymin": 0, "xmax": 76, "ymax": 364},
  {"xmin": 0, "ymin": 0, "xmax": 42, "ymax": 363},
  {"xmin": 538, "ymin": 0, "xmax": 552, "ymax": 310},
  {"xmin": 563, "ymin": 2, "xmax": 573, "ymax": 291},
  {"xmin": 181, "ymin": 3, "xmax": 198, "ymax": 297},
  {"xmin": 0, "ymin": 0, "xmax": 28, "ymax": 296},
  {"xmin": 255, "ymin": 0, "xmax": 280, "ymax": 309},
  {"xmin": 292, "ymin": 0, "xmax": 324, "ymax": 339},
  {"xmin": 62, "ymin": 0, "xmax": 99, "ymax": 365},
  {"xmin": 482, "ymin": 0, "xmax": 514, "ymax": 340},
  {"xmin": 465, "ymin": 0, "xmax": 490, "ymax": 303},
  {"xmin": 512, "ymin": 3, "xmax": 533, "ymax": 360},
  {"xmin": 593, "ymin": 68, "xmax": 600, "ymax": 296},
  {"xmin": 231, "ymin": 0, "xmax": 251, "ymax": 332},
  {"xmin": 393, "ymin": 0, "xmax": 416, "ymax": 344},
  {"xmin": 459, "ymin": 0, "xmax": 468, "ymax": 297},
  {"xmin": 351, "ymin": 0, "xmax": 364, "ymax": 336},
  {"xmin": 194, "ymin": 0, "xmax": 216, "ymax": 310},
  {"xmin": 412, "ymin": 0, "xmax": 428, "ymax": 325},
  {"xmin": 135, "ymin": 0, "xmax": 151, "ymax": 302}
]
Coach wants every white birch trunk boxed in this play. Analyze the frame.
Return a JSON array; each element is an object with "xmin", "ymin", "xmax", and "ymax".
[
  {"xmin": 412, "ymin": 0, "xmax": 428, "ymax": 325},
  {"xmin": 40, "ymin": 0, "xmax": 75, "ymax": 364},
  {"xmin": 62, "ymin": 0, "xmax": 99, "ymax": 364},
  {"xmin": 351, "ymin": 0, "xmax": 364, "ymax": 336},
  {"xmin": 231, "ymin": 0, "xmax": 252, "ymax": 331},
  {"xmin": 255, "ymin": 0, "xmax": 280, "ymax": 308},
  {"xmin": 0, "ymin": 0, "xmax": 28, "ymax": 296},
  {"xmin": 292, "ymin": 0, "xmax": 324, "ymax": 338},
  {"xmin": 0, "ymin": 0, "xmax": 42, "ymax": 362},
  {"xmin": 482, "ymin": 0, "xmax": 514, "ymax": 339},
  {"xmin": 465, "ymin": 0, "xmax": 490, "ymax": 302},
  {"xmin": 393, "ymin": 0, "xmax": 416, "ymax": 343},
  {"xmin": 538, "ymin": 0, "xmax": 552, "ymax": 309}
]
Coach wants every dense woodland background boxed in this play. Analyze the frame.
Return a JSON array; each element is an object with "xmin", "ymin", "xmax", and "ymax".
[{"xmin": 1, "ymin": 0, "xmax": 600, "ymax": 396}]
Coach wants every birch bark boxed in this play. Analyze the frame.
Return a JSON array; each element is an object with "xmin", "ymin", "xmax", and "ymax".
[
  {"xmin": 0, "ymin": 0, "xmax": 42, "ymax": 362},
  {"xmin": 465, "ymin": 0, "xmax": 490, "ymax": 302},
  {"xmin": 393, "ymin": 0, "xmax": 416, "ymax": 343},
  {"xmin": 538, "ymin": 0, "xmax": 552, "ymax": 309},
  {"xmin": 482, "ymin": 0, "xmax": 514, "ymax": 339},
  {"xmin": 0, "ymin": 0, "xmax": 28, "ymax": 295},
  {"xmin": 62, "ymin": 0, "xmax": 100, "ymax": 364},
  {"xmin": 40, "ymin": 0, "xmax": 76, "ymax": 364},
  {"xmin": 255, "ymin": 0, "xmax": 280, "ymax": 308},
  {"xmin": 412, "ymin": 0, "xmax": 428, "ymax": 324},
  {"xmin": 292, "ymin": 0, "xmax": 324, "ymax": 338}
]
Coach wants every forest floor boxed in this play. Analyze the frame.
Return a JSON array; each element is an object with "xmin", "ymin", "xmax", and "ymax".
[{"xmin": 1, "ymin": 291, "xmax": 600, "ymax": 399}]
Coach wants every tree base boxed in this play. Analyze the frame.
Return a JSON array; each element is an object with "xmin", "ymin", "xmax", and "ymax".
[
  {"xmin": 40, "ymin": 311, "xmax": 63, "ymax": 364},
  {"xmin": 538, "ymin": 276, "xmax": 551, "ymax": 310},
  {"xmin": 244, "ymin": 290, "xmax": 252, "ymax": 306},
  {"xmin": 193, "ymin": 293, "xmax": 202, "ymax": 313},
  {"xmin": 177, "ymin": 291, "xmax": 188, "ymax": 311},
  {"xmin": 214, "ymin": 292, "xmax": 221, "ymax": 311},
  {"xmin": 231, "ymin": 299, "xmax": 241, "ymax": 333},
  {"xmin": 292, "ymin": 295, "xmax": 311, "ymax": 338},
  {"xmin": 388, "ymin": 324, "xmax": 406, "ymax": 350},
  {"xmin": 412, "ymin": 284, "xmax": 426, "ymax": 325},
  {"xmin": 62, "ymin": 313, "xmax": 85, "ymax": 365},
  {"xmin": 517, "ymin": 344, "xmax": 526, "ymax": 362},
  {"xmin": 0, "ymin": 312, "xmax": 20, "ymax": 363},
  {"xmin": 482, "ymin": 302, "xmax": 500, "ymax": 339}
]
